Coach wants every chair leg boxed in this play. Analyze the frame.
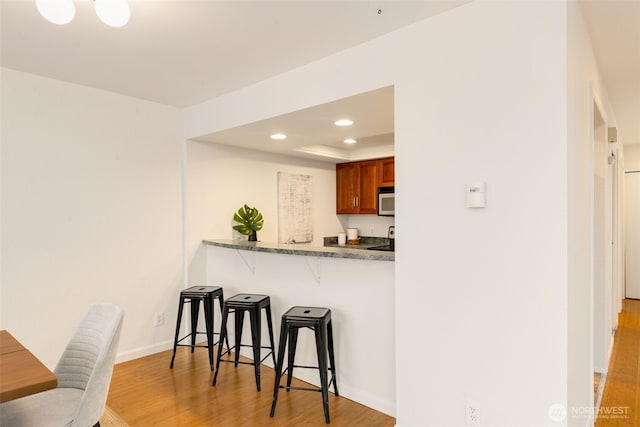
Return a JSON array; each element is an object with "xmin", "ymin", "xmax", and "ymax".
[
  {"xmin": 170, "ymin": 295, "xmax": 185, "ymax": 368},
  {"xmin": 265, "ymin": 304, "xmax": 276, "ymax": 366},
  {"xmin": 270, "ymin": 320, "xmax": 289, "ymax": 418},
  {"xmin": 190, "ymin": 298, "xmax": 200, "ymax": 352},
  {"xmin": 212, "ymin": 304, "xmax": 230, "ymax": 386},
  {"xmin": 315, "ymin": 325, "xmax": 330, "ymax": 424},
  {"xmin": 204, "ymin": 297, "xmax": 214, "ymax": 371},
  {"xmin": 327, "ymin": 320, "xmax": 339, "ymax": 396},
  {"xmin": 286, "ymin": 327, "xmax": 299, "ymax": 391},
  {"xmin": 216, "ymin": 293, "xmax": 230, "ymax": 351},
  {"xmin": 250, "ymin": 307, "xmax": 262, "ymax": 391},
  {"xmin": 234, "ymin": 309, "xmax": 245, "ymax": 367}
]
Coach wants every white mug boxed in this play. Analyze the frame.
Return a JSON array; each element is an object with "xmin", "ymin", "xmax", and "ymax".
[{"xmin": 338, "ymin": 232, "xmax": 347, "ymax": 245}]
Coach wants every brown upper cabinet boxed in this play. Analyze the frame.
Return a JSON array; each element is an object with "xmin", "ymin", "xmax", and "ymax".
[
  {"xmin": 336, "ymin": 157, "xmax": 394, "ymax": 215},
  {"xmin": 377, "ymin": 157, "xmax": 395, "ymax": 187}
]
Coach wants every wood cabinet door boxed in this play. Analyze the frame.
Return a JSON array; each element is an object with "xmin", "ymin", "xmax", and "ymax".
[
  {"xmin": 378, "ymin": 157, "xmax": 395, "ymax": 187},
  {"xmin": 336, "ymin": 163, "xmax": 358, "ymax": 214},
  {"xmin": 357, "ymin": 160, "xmax": 379, "ymax": 214}
]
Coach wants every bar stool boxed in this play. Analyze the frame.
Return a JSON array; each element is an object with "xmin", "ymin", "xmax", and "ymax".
[
  {"xmin": 212, "ymin": 293, "xmax": 276, "ymax": 391},
  {"xmin": 270, "ymin": 306, "xmax": 338, "ymax": 424},
  {"xmin": 169, "ymin": 285, "xmax": 228, "ymax": 371}
]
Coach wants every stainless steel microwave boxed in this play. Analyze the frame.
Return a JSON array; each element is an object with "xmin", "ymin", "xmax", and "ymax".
[{"xmin": 378, "ymin": 186, "xmax": 395, "ymax": 216}]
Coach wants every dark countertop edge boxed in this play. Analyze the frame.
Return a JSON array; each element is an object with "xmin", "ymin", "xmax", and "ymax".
[{"xmin": 203, "ymin": 239, "xmax": 394, "ymax": 261}]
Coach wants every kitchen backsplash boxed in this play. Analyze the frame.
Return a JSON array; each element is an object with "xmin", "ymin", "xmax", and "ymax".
[{"xmin": 345, "ymin": 215, "xmax": 395, "ymax": 238}]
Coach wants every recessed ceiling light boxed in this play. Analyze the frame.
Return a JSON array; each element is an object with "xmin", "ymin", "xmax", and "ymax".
[
  {"xmin": 270, "ymin": 133, "xmax": 287, "ymax": 140},
  {"xmin": 334, "ymin": 119, "xmax": 354, "ymax": 127},
  {"xmin": 343, "ymin": 138, "xmax": 357, "ymax": 144}
]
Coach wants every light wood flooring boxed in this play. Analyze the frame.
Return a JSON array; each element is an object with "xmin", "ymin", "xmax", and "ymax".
[
  {"xmin": 106, "ymin": 300, "xmax": 640, "ymax": 426},
  {"xmin": 105, "ymin": 346, "xmax": 395, "ymax": 427},
  {"xmin": 596, "ymin": 299, "xmax": 640, "ymax": 426}
]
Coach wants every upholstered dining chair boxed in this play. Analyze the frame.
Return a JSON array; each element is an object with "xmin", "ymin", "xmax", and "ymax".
[{"xmin": 0, "ymin": 302, "xmax": 124, "ymax": 427}]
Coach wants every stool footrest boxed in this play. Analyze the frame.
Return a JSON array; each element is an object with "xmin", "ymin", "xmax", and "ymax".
[
  {"xmin": 216, "ymin": 344, "xmax": 273, "ymax": 365},
  {"xmin": 279, "ymin": 385, "xmax": 323, "ymax": 393},
  {"xmin": 290, "ymin": 364, "xmax": 321, "ymax": 370},
  {"xmin": 276, "ymin": 369, "xmax": 337, "ymax": 393},
  {"xmin": 175, "ymin": 343, "xmax": 209, "ymax": 349},
  {"xmin": 175, "ymin": 331, "xmax": 222, "ymax": 344}
]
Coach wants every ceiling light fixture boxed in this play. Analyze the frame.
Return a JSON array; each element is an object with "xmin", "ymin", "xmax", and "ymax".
[
  {"xmin": 343, "ymin": 138, "xmax": 357, "ymax": 144},
  {"xmin": 36, "ymin": 0, "xmax": 75, "ymax": 25},
  {"xmin": 35, "ymin": 0, "xmax": 130, "ymax": 27},
  {"xmin": 94, "ymin": 0, "xmax": 130, "ymax": 27},
  {"xmin": 334, "ymin": 119, "xmax": 354, "ymax": 127},
  {"xmin": 270, "ymin": 133, "xmax": 287, "ymax": 140}
]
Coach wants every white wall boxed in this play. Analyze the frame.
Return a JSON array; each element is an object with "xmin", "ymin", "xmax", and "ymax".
[
  {"xmin": 0, "ymin": 68, "xmax": 184, "ymax": 367},
  {"xmin": 396, "ymin": 3, "xmax": 569, "ymax": 426},
  {"xmin": 185, "ymin": 140, "xmax": 344, "ymax": 283},
  {"xmin": 345, "ymin": 214, "xmax": 395, "ymax": 238},
  {"xmin": 567, "ymin": 2, "xmax": 622, "ymax": 424},
  {"xmin": 185, "ymin": 2, "xmax": 580, "ymax": 425},
  {"xmin": 625, "ymin": 145, "xmax": 640, "ymax": 170}
]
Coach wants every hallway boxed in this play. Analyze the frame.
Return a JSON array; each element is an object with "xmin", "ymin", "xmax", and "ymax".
[{"xmin": 596, "ymin": 299, "xmax": 640, "ymax": 426}]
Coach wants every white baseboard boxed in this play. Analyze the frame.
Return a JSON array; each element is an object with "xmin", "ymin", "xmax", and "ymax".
[
  {"xmin": 594, "ymin": 338, "xmax": 615, "ymax": 373},
  {"xmin": 235, "ymin": 347, "xmax": 395, "ymax": 416},
  {"xmin": 115, "ymin": 340, "xmax": 174, "ymax": 364},
  {"xmin": 337, "ymin": 383, "xmax": 396, "ymax": 417}
]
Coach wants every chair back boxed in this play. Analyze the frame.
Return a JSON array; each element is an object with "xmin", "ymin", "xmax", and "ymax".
[{"xmin": 54, "ymin": 302, "xmax": 124, "ymax": 427}]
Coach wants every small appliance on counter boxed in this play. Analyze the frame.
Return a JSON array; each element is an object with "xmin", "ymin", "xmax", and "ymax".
[
  {"xmin": 366, "ymin": 226, "xmax": 395, "ymax": 252},
  {"xmin": 347, "ymin": 228, "xmax": 360, "ymax": 245}
]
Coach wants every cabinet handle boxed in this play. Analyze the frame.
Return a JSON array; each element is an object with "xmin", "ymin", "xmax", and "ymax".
[{"xmin": 355, "ymin": 196, "xmax": 359, "ymax": 207}]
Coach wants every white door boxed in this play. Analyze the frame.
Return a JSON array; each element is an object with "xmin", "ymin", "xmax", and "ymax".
[{"xmin": 626, "ymin": 171, "xmax": 640, "ymax": 299}]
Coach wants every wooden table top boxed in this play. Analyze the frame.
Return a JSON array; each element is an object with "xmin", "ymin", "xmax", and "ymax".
[{"xmin": 0, "ymin": 330, "xmax": 57, "ymax": 403}]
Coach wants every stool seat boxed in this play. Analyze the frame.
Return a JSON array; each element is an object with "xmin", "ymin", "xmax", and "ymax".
[
  {"xmin": 170, "ymin": 285, "xmax": 227, "ymax": 371},
  {"xmin": 270, "ymin": 306, "xmax": 338, "ymax": 424},
  {"xmin": 212, "ymin": 293, "xmax": 276, "ymax": 391},
  {"xmin": 227, "ymin": 293, "xmax": 270, "ymax": 306},
  {"xmin": 283, "ymin": 306, "xmax": 330, "ymax": 320},
  {"xmin": 181, "ymin": 286, "xmax": 220, "ymax": 297}
]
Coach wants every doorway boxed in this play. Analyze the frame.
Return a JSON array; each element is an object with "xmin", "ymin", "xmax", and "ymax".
[
  {"xmin": 592, "ymin": 100, "xmax": 613, "ymax": 374},
  {"xmin": 625, "ymin": 169, "xmax": 640, "ymax": 298}
]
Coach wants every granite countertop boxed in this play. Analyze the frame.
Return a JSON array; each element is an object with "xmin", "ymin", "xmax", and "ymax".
[{"xmin": 203, "ymin": 238, "xmax": 394, "ymax": 261}]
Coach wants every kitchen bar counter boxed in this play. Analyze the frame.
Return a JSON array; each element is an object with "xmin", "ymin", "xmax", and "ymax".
[
  {"xmin": 203, "ymin": 238, "xmax": 394, "ymax": 261},
  {"xmin": 203, "ymin": 240, "xmax": 395, "ymax": 415}
]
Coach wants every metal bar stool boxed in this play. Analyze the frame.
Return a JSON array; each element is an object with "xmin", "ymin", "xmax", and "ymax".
[
  {"xmin": 270, "ymin": 306, "xmax": 338, "ymax": 424},
  {"xmin": 169, "ymin": 285, "xmax": 228, "ymax": 371},
  {"xmin": 212, "ymin": 293, "xmax": 276, "ymax": 391}
]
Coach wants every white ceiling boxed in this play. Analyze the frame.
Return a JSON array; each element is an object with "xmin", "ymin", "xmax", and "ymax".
[
  {"xmin": 579, "ymin": 0, "xmax": 640, "ymax": 146},
  {"xmin": 194, "ymin": 85, "xmax": 395, "ymax": 162},
  {"xmin": 1, "ymin": 0, "xmax": 638, "ymax": 164},
  {"xmin": 0, "ymin": 0, "xmax": 468, "ymax": 106}
]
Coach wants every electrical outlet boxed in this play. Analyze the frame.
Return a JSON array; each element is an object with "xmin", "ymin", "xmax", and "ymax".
[
  {"xmin": 466, "ymin": 399, "xmax": 480, "ymax": 426},
  {"xmin": 154, "ymin": 312, "xmax": 164, "ymax": 327}
]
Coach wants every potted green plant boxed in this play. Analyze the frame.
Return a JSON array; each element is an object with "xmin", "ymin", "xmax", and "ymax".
[{"xmin": 232, "ymin": 204, "xmax": 264, "ymax": 241}]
